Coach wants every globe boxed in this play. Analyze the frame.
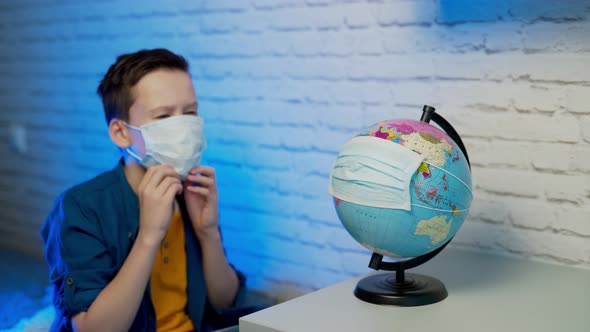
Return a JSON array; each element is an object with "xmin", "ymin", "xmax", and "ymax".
[
  {"xmin": 331, "ymin": 118, "xmax": 472, "ymax": 258},
  {"xmin": 329, "ymin": 106, "xmax": 473, "ymax": 306}
]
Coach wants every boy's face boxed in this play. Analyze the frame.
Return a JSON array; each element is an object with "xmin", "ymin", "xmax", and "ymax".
[{"xmin": 124, "ymin": 69, "xmax": 198, "ymax": 157}]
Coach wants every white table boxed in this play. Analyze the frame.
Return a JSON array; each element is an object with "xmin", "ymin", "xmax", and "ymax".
[{"xmin": 240, "ymin": 247, "xmax": 590, "ymax": 332}]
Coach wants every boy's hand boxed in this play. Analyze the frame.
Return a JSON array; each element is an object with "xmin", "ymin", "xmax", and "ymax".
[
  {"xmin": 184, "ymin": 166, "xmax": 220, "ymax": 240},
  {"xmin": 137, "ymin": 165, "xmax": 183, "ymax": 246}
]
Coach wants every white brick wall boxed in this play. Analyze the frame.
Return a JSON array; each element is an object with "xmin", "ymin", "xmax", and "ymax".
[{"xmin": 0, "ymin": 0, "xmax": 589, "ymax": 301}]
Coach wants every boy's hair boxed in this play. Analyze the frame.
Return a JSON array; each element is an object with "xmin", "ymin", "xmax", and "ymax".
[{"xmin": 97, "ymin": 48, "xmax": 189, "ymax": 124}]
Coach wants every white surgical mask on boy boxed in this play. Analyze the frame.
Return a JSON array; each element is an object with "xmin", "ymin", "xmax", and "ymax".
[{"xmin": 125, "ymin": 115, "xmax": 207, "ymax": 179}]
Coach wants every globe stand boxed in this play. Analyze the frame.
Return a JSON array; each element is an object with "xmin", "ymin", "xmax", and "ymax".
[
  {"xmin": 354, "ymin": 105, "xmax": 471, "ymax": 307},
  {"xmin": 354, "ymin": 238, "xmax": 451, "ymax": 306}
]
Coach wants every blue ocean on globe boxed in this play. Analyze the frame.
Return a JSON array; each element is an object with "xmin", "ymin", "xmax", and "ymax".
[{"xmin": 332, "ymin": 119, "xmax": 472, "ymax": 258}]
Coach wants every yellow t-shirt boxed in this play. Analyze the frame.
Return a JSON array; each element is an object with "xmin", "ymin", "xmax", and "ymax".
[{"xmin": 150, "ymin": 210, "xmax": 195, "ymax": 332}]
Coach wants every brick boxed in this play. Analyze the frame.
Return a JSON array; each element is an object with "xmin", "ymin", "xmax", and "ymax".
[
  {"xmin": 484, "ymin": 23, "xmax": 523, "ymax": 52},
  {"xmin": 389, "ymin": 81, "xmax": 438, "ymax": 107},
  {"xmin": 570, "ymin": 146, "xmax": 590, "ymax": 173},
  {"xmin": 267, "ymin": 8, "xmax": 314, "ymax": 31},
  {"xmin": 205, "ymin": 100, "xmax": 273, "ymax": 125},
  {"xmin": 349, "ymin": 54, "xmax": 435, "ymax": 80},
  {"xmin": 523, "ymin": 22, "xmax": 576, "ymax": 52},
  {"xmin": 496, "ymin": 227, "xmax": 590, "ymax": 264},
  {"xmin": 350, "ymin": 29, "xmax": 384, "ymax": 55},
  {"xmin": 286, "ymin": 29, "xmax": 357, "ymax": 57},
  {"xmin": 531, "ymin": 143, "xmax": 584, "ymax": 173},
  {"xmin": 465, "ymin": 139, "xmax": 532, "ymax": 169},
  {"xmin": 438, "ymin": 24, "xmax": 489, "ymax": 52},
  {"xmin": 474, "ymin": 168, "xmax": 545, "ymax": 198},
  {"xmin": 582, "ymin": 116, "xmax": 590, "ymax": 143},
  {"xmin": 220, "ymin": 189, "xmax": 291, "ymax": 215},
  {"xmin": 554, "ymin": 206, "xmax": 590, "ymax": 237},
  {"xmin": 238, "ymin": 145, "xmax": 293, "ymax": 170},
  {"xmin": 543, "ymin": 173, "xmax": 590, "ymax": 204},
  {"xmin": 378, "ymin": 1, "xmax": 437, "ymax": 26},
  {"xmin": 437, "ymin": 0, "xmax": 510, "ymax": 24},
  {"xmin": 293, "ymin": 221, "xmax": 338, "ymax": 247},
  {"xmin": 190, "ymin": 34, "xmax": 264, "ymax": 58},
  {"xmin": 291, "ymin": 151, "xmax": 337, "ymax": 175},
  {"xmin": 381, "ymin": 26, "xmax": 438, "ymax": 54},
  {"xmin": 288, "ymin": 32, "xmax": 329, "ymax": 57},
  {"xmin": 285, "ymin": 57, "xmax": 350, "ymax": 81},
  {"xmin": 287, "ymin": 195, "xmax": 341, "ymax": 226},
  {"xmin": 452, "ymin": 220, "xmax": 505, "ymax": 250},
  {"xmin": 251, "ymin": 0, "xmax": 299, "ymax": 10},
  {"xmin": 469, "ymin": 195, "xmax": 510, "ymax": 224},
  {"xmin": 202, "ymin": 140, "xmax": 247, "ymax": 162},
  {"xmin": 198, "ymin": 13, "xmax": 239, "ymax": 34},
  {"xmin": 328, "ymin": 225, "xmax": 368, "ymax": 252},
  {"xmin": 304, "ymin": 5, "xmax": 345, "ymax": 31},
  {"xmin": 508, "ymin": 0, "xmax": 590, "ymax": 22},
  {"xmin": 431, "ymin": 53, "xmax": 489, "ymax": 80},
  {"xmin": 204, "ymin": 121, "xmax": 266, "ymax": 143},
  {"xmin": 454, "ymin": 111, "xmax": 581, "ymax": 143},
  {"xmin": 296, "ymin": 173, "xmax": 329, "ymax": 198},
  {"xmin": 488, "ymin": 53, "xmax": 590, "ymax": 83},
  {"xmin": 343, "ymin": 3, "xmax": 376, "ymax": 29},
  {"xmin": 509, "ymin": 83, "xmax": 564, "ymax": 113},
  {"xmin": 202, "ymin": 0, "xmax": 250, "ymax": 12},
  {"xmin": 313, "ymin": 104, "xmax": 365, "ymax": 131},
  {"xmin": 508, "ymin": 198, "xmax": 555, "ymax": 230},
  {"xmin": 312, "ymin": 127, "xmax": 356, "ymax": 153},
  {"xmin": 430, "ymin": 53, "xmax": 590, "ymax": 82},
  {"xmin": 564, "ymin": 86, "xmax": 590, "ymax": 114}
]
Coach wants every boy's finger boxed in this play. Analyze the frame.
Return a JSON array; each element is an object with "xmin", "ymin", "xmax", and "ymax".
[
  {"xmin": 139, "ymin": 165, "xmax": 156, "ymax": 193},
  {"xmin": 155, "ymin": 177, "xmax": 181, "ymax": 197},
  {"xmin": 186, "ymin": 186, "xmax": 210, "ymax": 196},
  {"xmin": 186, "ymin": 175, "xmax": 215, "ymax": 187},
  {"xmin": 147, "ymin": 166, "xmax": 179, "ymax": 191},
  {"xmin": 190, "ymin": 166, "xmax": 215, "ymax": 178}
]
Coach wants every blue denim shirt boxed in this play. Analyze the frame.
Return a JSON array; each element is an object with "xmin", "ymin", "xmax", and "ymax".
[{"xmin": 40, "ymin": 161, "xmax": 245, "ymax": 332}]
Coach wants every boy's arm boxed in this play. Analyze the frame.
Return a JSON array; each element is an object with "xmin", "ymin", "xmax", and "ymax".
[
  {"xmin": 197, "ymin": 229, "xmax": 240, "ymax": 311},
  {"xmin": 72, "ymin": 234, "xmax": 159, "ymax": 332},
  {"xmin": 70, "ymin": 166, "xmax": 183, "ymax": 332},
  {"xmin": 183, "ymin": 166, "xmax": 242, "ymax": 311}
]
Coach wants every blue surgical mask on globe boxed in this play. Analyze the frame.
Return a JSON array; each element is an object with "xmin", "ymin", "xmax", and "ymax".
[{"xmin": 125, "ymin": 115, "xmax": 207, "ymax": 179}]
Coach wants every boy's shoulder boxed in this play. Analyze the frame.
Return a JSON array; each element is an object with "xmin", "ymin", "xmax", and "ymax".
[
  {"xmin": 60, "ymin": 163, "xmax": 124, "ymax": 208},
  {"xmin": 69, "ymin": 165, "xmax": 120, "ymax": 195},
  {"xmin": 41, "ymin": 163, "xmax": 126, "ymax": 240}
]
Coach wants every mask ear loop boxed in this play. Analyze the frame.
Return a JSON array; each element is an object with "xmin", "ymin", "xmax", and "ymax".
[{"xmin": 122, "ymin": 121, "xmax": 143, "ymax": 163}]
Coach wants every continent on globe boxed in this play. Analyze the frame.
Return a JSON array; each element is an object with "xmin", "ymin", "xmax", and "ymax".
[
  {"xmin": 400, "ymin": 132, "xmax": 452, "ymax": 167},
  {"xmin": 414, "ymin": 215, "xmax": 452, "ymax": 245}
]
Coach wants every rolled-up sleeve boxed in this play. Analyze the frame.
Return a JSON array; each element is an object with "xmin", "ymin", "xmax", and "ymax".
[
  {"xmin": 41, "ymin": 191, "xmax": 116, "ymax": 318},
  {"xmin": 230, "ymin": 264, "xmax": 247, "ymax": 308}
]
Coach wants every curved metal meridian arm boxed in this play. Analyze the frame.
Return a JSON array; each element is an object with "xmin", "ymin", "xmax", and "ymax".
[
  {"xmin": 368, "ymin": 236, "xmax": 453, "ymax": 272},
  {"xmin": 431, "ymin": 112, "xmax": 471, "ymax": 169},
  {"xmin": 421, "ymin": 105, "xmax": 471, "ymax": 169},
  {"xmin": 367, "ymin": 105, "xmax": 470, "ymax": 273}
]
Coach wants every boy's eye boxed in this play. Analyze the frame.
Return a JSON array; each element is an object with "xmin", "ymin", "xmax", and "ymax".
[
  {"xmin": 156, "ymin": 114, "xmax": 170, "ymax": 119},
  {"xmin": 184, "ymin": 110, "xmax": 197, "ymax": 115}
]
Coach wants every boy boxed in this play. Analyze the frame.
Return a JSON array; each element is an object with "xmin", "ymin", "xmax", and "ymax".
[{"xmin": 41, "ymin": 49, "xmax": 246, "ymax": 332}]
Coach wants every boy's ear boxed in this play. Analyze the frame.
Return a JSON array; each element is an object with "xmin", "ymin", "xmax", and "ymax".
[{"xmin": 108, "ymin": 119, "xmax": 132, "ymax": 149}]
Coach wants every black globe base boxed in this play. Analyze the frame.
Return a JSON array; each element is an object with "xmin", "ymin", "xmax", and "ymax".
[{"xmin": 354, "ymin": 272, "xmax": 447, "ymax": 306}]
